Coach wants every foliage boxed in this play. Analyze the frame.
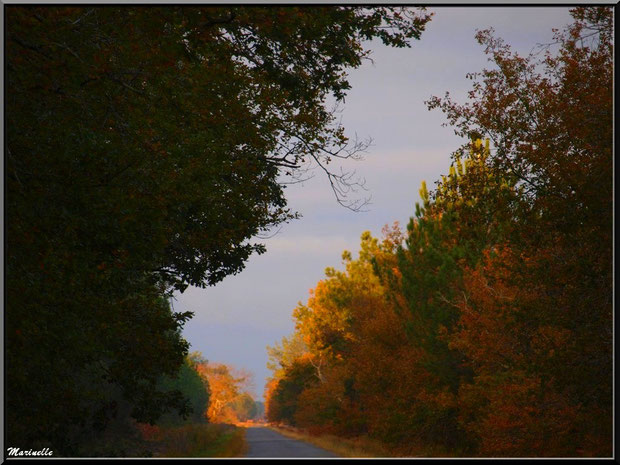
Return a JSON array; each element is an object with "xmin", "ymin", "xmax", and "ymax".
[
  {"xmin": 265, "ymin": 7, "xmax": 612, "ymax": 457},
  {"xmin": 253, "ymin": 401, "xmax": 266, "ymax": 421},
  {"xmin": 230, "ymin": 393, "xmax": 259, "ymax": 422},
  {"xmin": 267, "ymin": 229, "xmax": 424, "ymax": 445},
  {"xmin": 266, "ymin": 332, "xmax": 309, "ymax": 381},
  {"xmin": 266, "ymin": 357, "xmax": 318, "ymax": 426},
  {"xmin": 379, "ymin": 139, "xmax": 518, "ymax": 450},
  {"xmin": 426, "ymin": 6, "xmax": 612, "ymax": 456},
  {"xmin": 195, "ymin": 360, "xmax": 256, "ymax": 424},
  {"xmin": 450, "ymin": 247, "xmax": 586, "ymax": 456},
  {"xmin": 5, "ymin": 5, "xmax": 430, "ymax": 453},
  {"xmin": 157, "ymin": 355, "xmax": 211, "ymax": 426}
]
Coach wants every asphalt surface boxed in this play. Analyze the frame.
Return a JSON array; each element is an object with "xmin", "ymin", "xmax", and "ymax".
[{"xmin": 244, "ymin": 426, "xmax": 339, "ymax": 458}]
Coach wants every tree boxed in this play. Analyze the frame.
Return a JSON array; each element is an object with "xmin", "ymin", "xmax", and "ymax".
[
  {"xmin": 230, "ymin": 393, "xmax": 258, "ymax": 422},
  {"xmin": 5, "ymin": 6, "xmax": 432, "ymax": 452},
  {"xmin": 266, "ymin": 228, "xmax": 423, "ymax": 443},
  {"xmin": 426, "ymin": 6, "xmax": 612, "ymax": 456},
  {"xmin": 157, "ymin": 353, "xmax": 211, "ymax": 426},
  {"xmin": 195, "ymin": 362, "xmax": 254, "ymax": 423},
  {"xmin": 449, "ymin": 247, "xmax": 587, "ymax": 456},
  {"xmin": 265, "ymin": 232, "xmax": 390, "ymax": 431},
  {"xmin": 266, "ymin": 332, "xmax": 309, "ymax": 381},
  {"xmin": 265, "ymin": 356, "xmax": 318, "ymax": 426},
  {"xmin": 369, "ymin": 139, "xmax": 518, "ymax": 450}
]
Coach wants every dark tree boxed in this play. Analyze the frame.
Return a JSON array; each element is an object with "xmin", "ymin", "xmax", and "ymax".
[{"xmin": 5, "ymin": 6, "xmax": 431, "ymax": 453}]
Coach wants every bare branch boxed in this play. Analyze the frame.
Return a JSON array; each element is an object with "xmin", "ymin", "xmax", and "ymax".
[{"xmin": 256, "ymin": 225, "xmax": 283, "ymax": 240}]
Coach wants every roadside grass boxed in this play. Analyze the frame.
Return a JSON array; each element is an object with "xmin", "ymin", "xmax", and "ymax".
[
  {"xmin": 137, "ymin": 422, "xmax": 247, "ymax": 457},
  {"xmin": 71, "ymin": 419, "xmax": 156, "ymax": 457}
]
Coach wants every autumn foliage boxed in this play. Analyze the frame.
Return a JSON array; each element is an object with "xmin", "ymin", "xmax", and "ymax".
[
  {"xmin": 190, "ymin": 356, "xmax": 258, "ymax": 424},
  {"xmin": 265, "ymin": 7, "xmax": 612, "ymax": 457}
]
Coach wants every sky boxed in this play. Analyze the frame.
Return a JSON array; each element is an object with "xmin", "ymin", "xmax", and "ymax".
[{"xmin": 173, "ymin": 7, "xmax": 575, "ymax": 399}]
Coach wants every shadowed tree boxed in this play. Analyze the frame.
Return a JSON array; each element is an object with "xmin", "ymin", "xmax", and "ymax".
[{"xmin": 5, "ymin": 6, "xmax": 432, "ymax": 453}]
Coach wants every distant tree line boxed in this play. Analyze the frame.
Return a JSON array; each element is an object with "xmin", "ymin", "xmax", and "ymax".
[{"xmin": 161, "ymin": 352, "xmax": 261, "ymax": 426}]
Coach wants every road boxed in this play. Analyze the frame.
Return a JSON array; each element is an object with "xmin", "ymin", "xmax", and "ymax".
[{"xmin": 244, "ymin": 426, "xmax": 339, "ymax": 458}]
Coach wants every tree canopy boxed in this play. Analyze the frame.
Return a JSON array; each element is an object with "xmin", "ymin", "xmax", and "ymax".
[{"xmin": 5, "ymin": 6, "xmax": 431, "ymax": 454}]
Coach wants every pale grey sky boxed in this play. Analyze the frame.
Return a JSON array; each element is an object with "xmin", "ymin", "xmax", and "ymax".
[{"xmin": 173, "ymin": 7, "xmax": 575, "ymax": 398}]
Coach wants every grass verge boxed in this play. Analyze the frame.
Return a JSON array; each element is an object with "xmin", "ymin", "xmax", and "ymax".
[{"xmin": 137, "ymin": 423, "xmax": 247, "ymax": 457}]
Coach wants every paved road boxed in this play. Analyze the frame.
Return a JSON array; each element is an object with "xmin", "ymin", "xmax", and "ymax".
[{"xmin": 244, "ymin": 426, "xmax": 339, "ymax": 458}]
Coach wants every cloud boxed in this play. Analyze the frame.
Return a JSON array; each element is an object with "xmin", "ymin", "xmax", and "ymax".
[{"xmin": 266, "ymin": 234, "xmax": 354, "ymax": 257}]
